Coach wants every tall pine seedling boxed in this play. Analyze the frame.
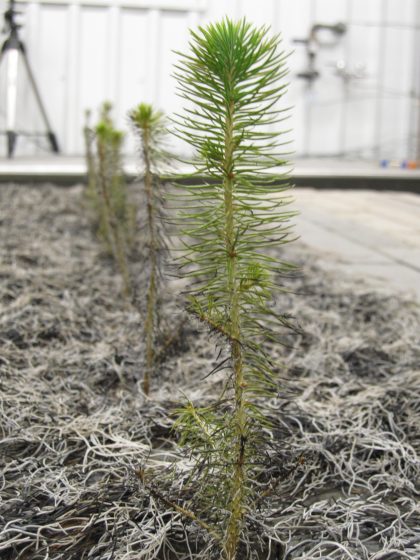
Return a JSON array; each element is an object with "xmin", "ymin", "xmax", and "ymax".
[{"xmin": 173, "ymin": 18, "xmax": 296, "ymax": 559}]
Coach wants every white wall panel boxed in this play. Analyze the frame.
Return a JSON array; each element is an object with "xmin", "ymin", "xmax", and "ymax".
[
  {"xmin": 351, "ymin": 0, "xmax": 382, "ymax": 24},
  {"xmin": 314, "ymin": 0, "xmax": 348, "ymax": 22},
  {"xmin": 346, "ymin": 24, "xmax": 381, "ymax": 79},
  {"xmin": 0, "ymin": 0, "xmax": 206, "ymax": 155},
  {"xmin": 379, "ymin": 26, "xmax": 415, "ymax": 159},
  {"xmin": 238, "ymin": 0, "xmax": 276, "ymax": 27},
  {"xmin": 118, "ymin": 9, "xmax": 148, "ymax": 120},
  {"xmin": 409, "ymin": 0, "xmax": 420, "ymax": 160},
  {"xmin": 159, "ymin": 11, "xmax": 190, "ymax": 113},
  {"xmin": 274, "ymin": 0, "xmax": 314, "ymax": 156},
  {"xmin": 106, "ymin": 5, "xmax": 121, "ymax": 103},
  {"xmin": 342, "ymin": 24, "xmax": 381, "ymax": 156},
  {"xmin": 383, "ymin": 27, "xmax": 414, "ymax": 93},
  {"xmin": 203, "ymin": 0, "xmax": 237, "ymax": 22},
  {"xmin": 310, "ymin": 0, "xmax": 349, "ymax": 155},
  {"xmin": 37, "ymin": 5, "xmax": 68, "ymax": 150},
  {"xmin": 78, "ymin": 7, "xmax": 109, "ymax": 140},
  {"xmin": 0, "ymin": 0, "xmax": 417, "ymax": 159},
  {"xmin": 386, "ymin": 0, "xmax": 417, "ymax": 25},
  {"xmin": 159, "ymin": 10, "xmax": 191, "ymax": 153}
]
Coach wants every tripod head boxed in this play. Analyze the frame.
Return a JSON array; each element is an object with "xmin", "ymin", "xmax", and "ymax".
[{"xmin": 3, "ymin": 0, "xmax": 22, "ymax": 35}]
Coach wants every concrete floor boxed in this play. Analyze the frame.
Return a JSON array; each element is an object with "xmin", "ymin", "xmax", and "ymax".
[
  {"xmin": 1, "ymin": 156, "xmax": 419, "ymax": 300},
  {"xmin": 294, "ymin": 189, "xmax": 420, "ymax": 301}
]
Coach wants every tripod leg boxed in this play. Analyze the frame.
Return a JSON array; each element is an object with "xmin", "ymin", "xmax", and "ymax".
[
  {"xmin": 20, "ymin": 47, "xmax": 60, "ymax": 153},
  {"xmin": 47, "ymin": 131, "xmax": 59, "ymax": 153},
  {"xmin": 7, "ymin": 131, "xmax": 17, "ymax": 158},
  {"xmin": 4, "ymin": 49, "xmax": 19, "ymax": 157}
]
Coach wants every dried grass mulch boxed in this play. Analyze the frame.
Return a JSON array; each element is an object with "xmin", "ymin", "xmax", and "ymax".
[{"xmin": 0, "ymin": 183, "xmax": 419, "ymax": 559}]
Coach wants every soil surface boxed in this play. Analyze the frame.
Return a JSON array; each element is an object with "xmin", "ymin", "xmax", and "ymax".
[{"xmin": 0, "ymin": 184, "xmax": 419, "ymax": 559}]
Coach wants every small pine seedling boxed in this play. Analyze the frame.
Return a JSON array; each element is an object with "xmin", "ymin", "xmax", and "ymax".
[
  {"xmin": 172, "ymin": 18, "xmax": 296, "ymax": 559},
  {"xmin": 84, "ymin": 101, "xmax": 134, "ymax": 299},
  {"xmin": 129, "ymin": 103, "xmax": 171, "ymax": 395},
  {"xmin": 83, "ymin": 109, "xmax": 97, "ymax": 201}
]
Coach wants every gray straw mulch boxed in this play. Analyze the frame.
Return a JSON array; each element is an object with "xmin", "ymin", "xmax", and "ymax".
[{"xmin": 0, "ymin": 184, "xmax": 419, "ymax": 559}]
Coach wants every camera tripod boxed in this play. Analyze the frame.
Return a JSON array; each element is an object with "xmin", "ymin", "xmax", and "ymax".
[{"xmin": 0, "ymin": 0, "xmax": 59, "ymax": 157}]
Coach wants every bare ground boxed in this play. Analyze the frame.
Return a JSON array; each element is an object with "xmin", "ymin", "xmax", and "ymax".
[{"xmin": 0, "ymin": 184, "xmax": 419, "ymax": 559}]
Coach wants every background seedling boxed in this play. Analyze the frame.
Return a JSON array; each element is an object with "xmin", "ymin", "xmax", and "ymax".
[
  {"xmin": 129, "ymin": 103, "xmax": 172, "ymax": 394},
  {"xmin": 84, "ymin": 101, "xmax": 134, "ymax": 299},
  {"xmin": 83, "ymin": 109, "xmax": 97, "ymax": 202}
]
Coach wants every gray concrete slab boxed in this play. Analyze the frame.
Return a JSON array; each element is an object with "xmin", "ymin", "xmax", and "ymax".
[
  {"xmin": 294, "ymin": 189, "xmax": 420, "ymax": 301},
  {"xmin": 318, "ymin": 260, "xmax": 420, "ymax": 298},
  {"xmin": 295, "ymin": 219, "xmax": 392, "ymax": 264}
]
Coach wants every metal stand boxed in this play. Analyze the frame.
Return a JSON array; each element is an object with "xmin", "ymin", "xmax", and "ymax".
[
  {"xmin": 294, "ymin": 22, "xmax": 347, "ymax": 83},
  {"xmin": 0, "ymin": 0, "xmax": 59, "ymax": 157}
]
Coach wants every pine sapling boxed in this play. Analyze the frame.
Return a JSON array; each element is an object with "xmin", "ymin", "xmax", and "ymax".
[
  {"xmin": 129, "ymin": 103, "xmax": 171, "ymax": 395},
  {"xmin": 91, "ymin": 102, "xmax": 134, "ymax": 298},
  {"xmin": 172, "ymin": 18, "xmax": 296, "ymax": 558},
  {"xmin": 83, "ymin": 109, "xmax": 97, "ymax": 201}
]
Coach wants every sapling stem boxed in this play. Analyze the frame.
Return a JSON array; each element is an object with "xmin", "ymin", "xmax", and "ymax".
[
  {"xmin": 223, "ymin": 101, "xmax": 247, "ymax": 559},
  {"xmin": 143, "ymin": 125, "xmax": 156, "ymax": 395}
]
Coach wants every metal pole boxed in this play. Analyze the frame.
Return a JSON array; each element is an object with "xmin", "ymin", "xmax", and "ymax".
[{"xmin": 5, "ymin": 49, "xmax": 19, "ymax": 156}]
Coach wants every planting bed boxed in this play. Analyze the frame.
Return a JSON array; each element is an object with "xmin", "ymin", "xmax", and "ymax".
[{"xmin": 0, "ymin": 183, "xmax": 419, "ymax": 559}]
